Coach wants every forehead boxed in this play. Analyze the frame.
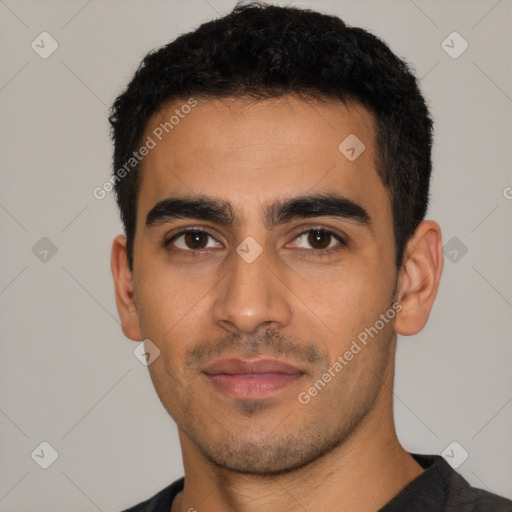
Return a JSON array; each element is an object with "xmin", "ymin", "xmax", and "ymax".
[{"xmin": 136, "ymin": 95, "xmax": 390, "ymax": 230}]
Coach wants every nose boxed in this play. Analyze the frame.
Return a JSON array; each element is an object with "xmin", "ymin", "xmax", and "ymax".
[{"xmin": 212, "ymin": 245, "xmax": 292, "ymax": 335}]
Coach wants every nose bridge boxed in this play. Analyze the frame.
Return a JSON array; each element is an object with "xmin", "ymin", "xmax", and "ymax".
[{"xmin": 212, "ymin": 240, "xmax": 291, "ymax": 334}]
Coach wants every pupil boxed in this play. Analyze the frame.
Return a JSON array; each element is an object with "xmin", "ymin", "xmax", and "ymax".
[
  {"xmin": 308, "ymin": 230, "xmax": 330, "ymax": 249},
  {"xmin": 185, "ymin": 232, "xmax": 207, "ymax": 249}
]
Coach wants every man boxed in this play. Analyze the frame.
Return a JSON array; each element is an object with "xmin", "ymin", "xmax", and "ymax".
[{"xmin": 109, "ymin": 2, "xmax": 512, "ymax": 511}]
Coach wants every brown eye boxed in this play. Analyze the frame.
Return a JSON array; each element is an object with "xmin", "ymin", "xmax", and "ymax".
[
  {"xmin": 183, "ymin": 231, "xmax": 208, "ymax": 249},
  {"xmin": 165, "ymin": 229, "xmax": 221, "ymax": 251},
  {"xmin": 307, "ymin": 230, "xmax": 332, "ymax": 249},
  {"xmin": 292, "ymin": 228, "xmax": 344, "ymax": 251}
]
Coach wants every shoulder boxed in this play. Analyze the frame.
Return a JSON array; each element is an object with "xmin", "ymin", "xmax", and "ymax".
[
  {"xmin": 443, "ymin": 466, "xmax": 512, "ymax": 511},
  {"xmin": 413, "ymin": 453, "xmax": 512, "ymax": 511},
  {"xmin": 119, "ymin": 477, "xmax": 184, "ymax": 512}
]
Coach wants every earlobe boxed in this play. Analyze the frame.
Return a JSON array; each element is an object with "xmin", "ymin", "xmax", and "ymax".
[
  {"xmin": 111, "ymin": 234, "xmax": 143, "ymax": 341},
  {"xmin": 394, "ymin": 220, "xmax": 444, "ymax": 336}
]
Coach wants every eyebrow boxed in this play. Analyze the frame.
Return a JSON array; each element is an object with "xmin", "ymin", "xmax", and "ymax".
[{"xmin": 145, "ymin": 192, "xmax": 373, "ymax": 233}]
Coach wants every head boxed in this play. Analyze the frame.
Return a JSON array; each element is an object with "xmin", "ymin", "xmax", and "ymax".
[{"xmin": 110, "ymin": 2, "xmax": 443, "ymax": 475}]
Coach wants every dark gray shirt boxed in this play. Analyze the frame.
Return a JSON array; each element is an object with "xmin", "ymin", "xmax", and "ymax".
[{"xmin": 121, "ymin": 453, "xmax": 512, "ymax": 511}]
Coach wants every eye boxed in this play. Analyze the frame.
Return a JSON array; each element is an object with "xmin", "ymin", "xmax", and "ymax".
[
  {"xmin": 163, "ymin": 227, "xmax": 347, "ymax": 258},
  {"xmin": 288, "ymin": 228, "xmax": 346, "ymax": 253},
  {"xmin": 164, "ymin": 229, "xmax": 221, "ymax": 251}
]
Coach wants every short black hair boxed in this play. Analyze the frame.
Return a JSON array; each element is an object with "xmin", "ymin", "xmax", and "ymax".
[{"xmin": 109, "ymin": 1, "xmax": 433, "ymax": 272}]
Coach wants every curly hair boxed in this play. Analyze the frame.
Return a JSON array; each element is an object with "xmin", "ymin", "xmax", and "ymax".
[{"xmin": 108, "ymin": 1, "xmax": 433, "ymax": 271}]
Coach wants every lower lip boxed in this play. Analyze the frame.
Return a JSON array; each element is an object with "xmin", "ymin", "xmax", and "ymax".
[{"xmin": 205, "ymin": 373, "xmax": 304, "ymax": 399}]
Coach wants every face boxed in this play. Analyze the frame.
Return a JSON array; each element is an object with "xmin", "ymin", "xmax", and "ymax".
[{"xmin": 122, "ymin": 95, "xmax": 402, "ymax": 474}]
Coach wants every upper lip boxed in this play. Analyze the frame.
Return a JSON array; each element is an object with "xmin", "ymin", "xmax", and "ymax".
[{"xmin": 202, "ymin": 358, "xmax": 305, "ymax": 376}]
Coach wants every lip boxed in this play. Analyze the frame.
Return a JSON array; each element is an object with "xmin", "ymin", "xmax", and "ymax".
[
  {"xmin": 203, "ymin": 358, "xmax": 305, "ymax": 376},
  {"xmin": 202, "ymin": 358, "xmax": 306, "ymax": 399}
]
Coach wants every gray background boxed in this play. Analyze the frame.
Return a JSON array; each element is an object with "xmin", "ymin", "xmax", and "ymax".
[{"xmin": 0, "ymin": 0, "xmax": 511, "ymax": 510}]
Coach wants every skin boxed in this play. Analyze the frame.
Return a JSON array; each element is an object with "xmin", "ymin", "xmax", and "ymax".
[{"xmin": 111, "ymin": 95, "xmax": 444, "ymax": 512}]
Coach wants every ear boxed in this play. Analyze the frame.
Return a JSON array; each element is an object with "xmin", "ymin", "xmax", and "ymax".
[
  {"xmin": 394, "ymin": 220, "xmax": 444, "ymax": 336},
  {"xmin": 111, "ymin": 235, "xmax": 143, "ymax": 341}
]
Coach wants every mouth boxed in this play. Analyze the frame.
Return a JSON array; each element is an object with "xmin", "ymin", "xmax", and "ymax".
[{"xmin": 202, "ymin": 358, "xmax": 306, "ymax": 399}]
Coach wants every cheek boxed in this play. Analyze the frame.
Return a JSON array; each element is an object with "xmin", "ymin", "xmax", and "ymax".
[
  {"xmin": 289, "ymin": 264, "xmax": 395, "ymax": 358},
  {"xmin": 134, "ymin": 258, "xmax": 214, "ymax": 338},
  {"xmin": 133, "ymin": 256, "xmax": 223, "ymax": 361},
  {"xmin": 281, "ymin": 261, "xmax": 370, "ymax": 326},
  {"xmin": 145, "ymin": 356, "xmax": 185, "ymax": 423},
  {"xmin": 347, "ymin": 282, "xmax": 396, "ymax": 338}
]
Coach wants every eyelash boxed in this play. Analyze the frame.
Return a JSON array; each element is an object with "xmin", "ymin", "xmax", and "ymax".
[{"xmin": 163, "ymin": 226, "xmax": 347, "ymax": 259}]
